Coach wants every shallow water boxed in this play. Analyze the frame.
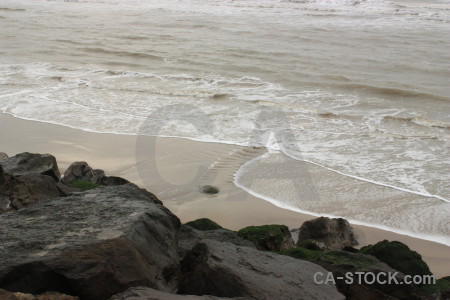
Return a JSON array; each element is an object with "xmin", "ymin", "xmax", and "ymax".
[{"xmin": 0, "ymin": 0, "xmax": 449, "ymax": 244}]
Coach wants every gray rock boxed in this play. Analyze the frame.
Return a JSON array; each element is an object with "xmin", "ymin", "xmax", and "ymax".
[
  {"xmin": 177, "ymin": 225, "xmax": 255, "ymax": 257},
  {"xmin": 8, "ymin": 174, "xmax": 61, "ymax": 209},
  {"xmin": 62, "ymin": 161, "xmax": 105, "ymax": 185},
  {"xmin": 110, "ymin": 287, "xmax": 254, "ymax": 300},
  {"xmin": 1, "ymin": 153, "xmax": 60, "ymax": 182},
  {"xmin": 0, "ymin": 184, "xmax": 180, "ymax": 300},
  {"xmin": 0, "ymin": 152, "xmax": 8, "ymax": 161},
  {"xmin": 0, "ymin": 164, "xmax": 4, "ymax": 185},
  {"xmin": 178, "ymin": 239, "xmax": 345, "ymax": 300},
  {"xmin": 297, "ymin": 217, "xmax": 358, "ymax": 250},
  {"xmin": 55, "ymin": 181, "xmax": 81, "ymax": 196}
]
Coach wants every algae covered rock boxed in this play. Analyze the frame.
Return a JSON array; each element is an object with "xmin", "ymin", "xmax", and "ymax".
[
  {"xmin": 185, "ymin": 218, "xmax": 223, "ymax": 231},
  {"xmin": 360, "ymin": 240, "xmax": 432, "ymax": 277},
  {"xmin": 237, "ymin": 224, "xmax": 294, "ymax": 251}
]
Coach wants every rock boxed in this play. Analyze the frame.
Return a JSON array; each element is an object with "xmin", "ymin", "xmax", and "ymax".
[
  {"xmin": 99, "ymin": 176, "xmax": 130, "ymax": 186},
  {"xmin": 281, "ymin": 248, "xmax": 415, "ymax": 300},
  {"xmin": 237, "ymin": 224, "xmax": 294, "ymax": 251},
  {"xmin": 297, "ymin": 217, "xmax": 358, "ymax": 250},
  {"xmin": 185, "ymin": 218, "xmax": 223, "ymax": 231},
  {"xmin": 199, "ymin": 185, "xmax": 219, "ymax": 194},
  {"xmin": 0, "ymin": 184, "xmax": 180, "ymax": 300},
  {"xmin": 1, "ymin": 153, "xmax": 60, "ymax": 182},
  {"xmin": 360, "ymin": 240, "xmax": 432, "ymax": 277},
  {"xmin": 8, "ymin": 174, "xmax": 61, "ymax": 210},
  {"xmin": 110, "ymin": 286, "xmax": 254, "ymax": 300},
  {"xmin": 0, "ymin": 152, "xmax": 8, "ymax": 161},
  {"xmin": 177, "ymin": 225, "xmax": 255, "ymax": 258},
  {"xmin": 178, "ymin": 240, "xmax": 345, "ymax": 300},
  {"xmin": 55, "ymin": 182, "xmax": 81, "ymax": 197},
  {"xmin": 422, "ymin": 289, "xmax": 450, "ymax": 300},
  {"xmin": 0, "ymin": 164, "xmax": 5, "ymax": 185},
  {"xmin": 0, "ymin": 289, "xmax": 79, "ymax": 300},
  {"xmin": 61, "ymin": 162, "xmax": 104, "ymax": 185}
]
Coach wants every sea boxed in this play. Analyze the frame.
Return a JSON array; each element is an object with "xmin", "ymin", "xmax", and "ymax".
[{"xmin": 0, "ymin": 0, "xmax": 449, "ymax": 245}]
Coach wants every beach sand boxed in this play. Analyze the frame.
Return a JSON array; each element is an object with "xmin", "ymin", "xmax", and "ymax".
[{"xmin": 1, "ymin": 112, "xmax": 449, "ymax": 277}]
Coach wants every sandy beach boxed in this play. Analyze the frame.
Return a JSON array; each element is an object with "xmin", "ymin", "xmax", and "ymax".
[{"xmin": 1, "ymin": 112, "xmax": 449, "ymax": 277}]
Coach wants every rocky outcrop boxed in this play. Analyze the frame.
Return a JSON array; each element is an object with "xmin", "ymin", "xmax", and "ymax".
[
  {"xmin": 178, "ymin": 239, "xmax": 345, "ymax": 300},
  {"xmin": 0, "ymin": 152, "xmax": 8, "ymax": 161},
  {"xmin": 360, "ymin": 240, "xmax": 432, "ymax": 277},
  {"xmin": 297, "ymin": 217, "xmax": 358, "ymax": 250},
  {"xmin": 61, "ymin": 161, "xmax": 104, "ymax": 185},
  {"xmin": 237, "ymin": 224, "xmax": 294, "ymax": 251},
  {"xmin": 0, "ymin": 184, "xmax": 180, "ymax": 300},
  {"xmin": 110, "ymin": 287, "xmax": 254, "ymax": 300},
  {"xmin": 1, "ymin": 153, "xmax": 60, "ymax": 182}
]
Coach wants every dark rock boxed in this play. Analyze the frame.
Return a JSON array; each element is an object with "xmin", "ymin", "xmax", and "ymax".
[
  {"xmin": 281, "ymin": 248, "xmax": 415, "ymax": 300},
  {"xmin": 177, "ymin": 225, "xmax": 255, "ymax": 258},
  {"xmin": 110, "ymin": 286, "xmax": 255, "ymax": 299},
  {"xmin": 178, "ymin": 240, "xmax": 344, "ymax": 300},
  {"xmin": 1, "ymin": 153, "xmax": 61, "ymax": 182},
  {"xmin": 237, "ymin": 224, "xmax": 294, "ymax": 251},
  {"xmin": 61, "ymin": 162, "xmax": 104, "ymax": 185},
  {"xmin": 0, "ymin": 152, "xmax": 8, "ymax": 161},
  {"xmin": 199, "ymin": 185, "xmax": 219, "ymax": 194},
  {"xmin": 0, "ymin": 164, "xmax": 4, "ymax": 185},
  {"xmin": 422, "ymin": 289, "xmax": 450, "ymax": 300},
  {"xmin": 360, "ymin": 240, "xmax": 432, "ymax": 277},
  {"xmin": 99, "ymin": 176, "xmax": 130, "ymax": 186},
  {"xmin": 0, "ymin": 184, "xmax": 180, "ymax": 300},
  {"xmin": 55, "ymin": 182, "xmax": 81, "ymax": 196},
  {"xmin": 297, "ymin": 217, "xmax": 358, "ymax": 250},
  {"xmin": 8, "ymin": 174, "xmax": 61, "ymax": 209},
  {"xmin": 185, "ymin": 218, "xmax": 223, "ymax": 231}
]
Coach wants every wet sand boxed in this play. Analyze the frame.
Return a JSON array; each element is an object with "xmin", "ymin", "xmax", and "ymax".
[{"xmin": 1, "ymin": 112, "xmax": 449, "ymax": 277}]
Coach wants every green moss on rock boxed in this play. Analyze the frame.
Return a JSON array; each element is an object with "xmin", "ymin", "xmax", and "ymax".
[
  {"xmin": 237, "ymin": 224, "xmax": 291, "ymax": 251},
  {"xmin": 279, "ymin": 247, "xmax": 323, "ymax": 261},
  {"xmin": 69, "ymin": 180, "xmax": 101, "ymax": 191},
  {"xmin": 184, "ymin": 218, "xmax": 223, "ymax": 231},
  {"xmin": 360, "ymin": 240, "xmax": 432, "ymax": 276}
]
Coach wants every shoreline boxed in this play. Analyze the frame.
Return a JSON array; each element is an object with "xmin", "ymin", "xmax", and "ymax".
[{"xmin": 1, "ymin": 112, "xmax": 449, "ymax": 277}]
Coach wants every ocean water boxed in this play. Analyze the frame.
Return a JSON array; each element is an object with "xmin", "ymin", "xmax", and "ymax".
[{"xmin": 0, "ymin": 0, "xmax": 449, "ymax": 244}]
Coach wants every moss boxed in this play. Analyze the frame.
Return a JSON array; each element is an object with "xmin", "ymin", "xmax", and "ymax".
[
  {"xmin": 360, "ymin": 240, "xmax": 432, "ymax": 276},
  {"xmin": 184, "ymin": 218, "xmax": 223, "ymax": 231},
  {"xmin": 320, "ymin": 251, "xmax": 377, "ymax": 268},
  {"xmin": 237, "ymin": 224, "xmax": 290, "ymax": 249},
  {"xmin": 69, "ymin": 180, "xmax": 101, "ymax": 191},
  {"xmin": 279, "ymin": 247, "xmax": 323, "ymax": 261},
  {"xmin": 199, "ymin": 185, "xmax": 219, "ymax": 194},
  {"xmin": 416, "ymin": 276, "xmax": 450, "ymax": 296}
]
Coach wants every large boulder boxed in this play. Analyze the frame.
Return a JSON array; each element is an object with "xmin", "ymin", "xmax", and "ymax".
[
  {"xmin": 237, "ymin": 224, "xmax": 294, "ymax": 251},
  {"xmin": 110, "ymin": 287, "xmax": 254, "ymax": 300},
  {"xmin": 8, "ymin": 174, "xmax": 61, "ymax": 209},
  {"xmin": 0, "ymin": 184, "xmax": 180, "ymax": 300},
  {"xmin": 0, "ymin": 153, "xmax": 60, "ymax": 182},
  {"xmin": 178, "ymin": 239, "xmax": 345, "ymax": 300},
  {"xmin": 297, "ymin": 217, "xmax": 358, "ymax": 250},
  {"xmin": 61, "ymin": 161, "xmax": 104, "ymax": 185},
  {"xmin": 360, "ymin": 240, "xmax": 432, "ymax": 277}
]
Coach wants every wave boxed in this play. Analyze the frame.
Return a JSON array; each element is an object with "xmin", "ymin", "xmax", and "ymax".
[
  {"xmin": 383, "ymin": 115, "xmax": 450, "ymax": 129},
  {"xmin": 81, "ymin": 47, "xmax": 162, "ymax": 60},
  {"xmin": 340, "ymin": 83, "xmax": 450, "ymax": 102}
]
